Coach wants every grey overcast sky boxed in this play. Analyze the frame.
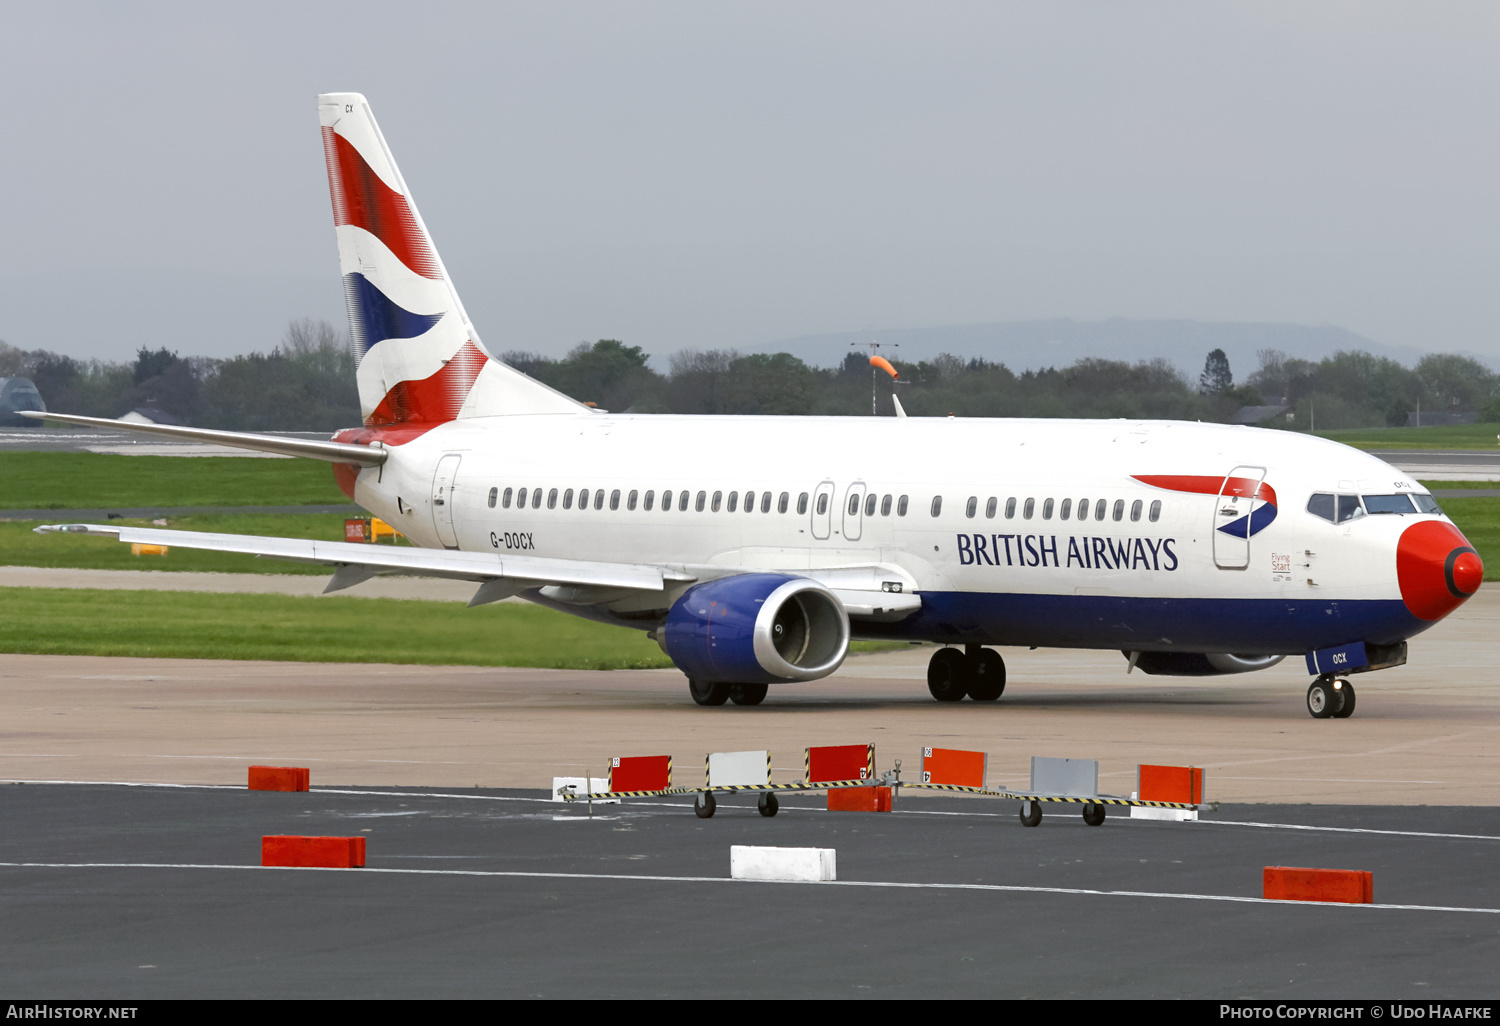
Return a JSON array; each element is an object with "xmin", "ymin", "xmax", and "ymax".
[{"xmin": 2, "ymin": 2, "xmax": 1497, "ymax": 365}]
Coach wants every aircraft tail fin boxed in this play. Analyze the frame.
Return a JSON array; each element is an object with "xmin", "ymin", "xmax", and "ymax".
[{"xmin": 317, "ymin": 93, "xmax": 582, "ymax": 424}]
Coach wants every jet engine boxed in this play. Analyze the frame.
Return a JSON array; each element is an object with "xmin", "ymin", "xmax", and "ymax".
[
  {"xmin": 1127, "ymin": 651, "xmax": 1286, "ymax": 676},
  {"xmin": 661, "ymin": 573, "xmax": 850, "ymax": 685}
]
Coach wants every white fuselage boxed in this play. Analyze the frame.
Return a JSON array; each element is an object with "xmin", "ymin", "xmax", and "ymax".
[{"xmin": 347, "ymin": 413, "xmax": 1445, "ymax": 656}]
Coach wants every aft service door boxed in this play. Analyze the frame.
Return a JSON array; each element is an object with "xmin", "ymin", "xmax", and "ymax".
[
  {"xmin": 431, "ymin": 453, "xmax": 462, "ymax": 549},
  {"xmin": 842, "ymin": 481, "xmax": 867, "ymax": 542},
  {"xmin": 811, "ymin": 481, "xmax": 835, "ymax": 540},
  {"xmin": 1212, "ymin": 464, "xmax": 1266, "ymax": 570}
]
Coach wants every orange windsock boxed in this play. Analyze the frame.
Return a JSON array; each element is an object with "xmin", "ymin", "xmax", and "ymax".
[{"xmin": 870, "ymin": 356, "xmax": 898, "ymax": 379}]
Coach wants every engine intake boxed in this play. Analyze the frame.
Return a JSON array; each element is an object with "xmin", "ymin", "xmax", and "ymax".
[{"xmin": 662, "ymin": 573, "xmax": 850, "ymax": 685}]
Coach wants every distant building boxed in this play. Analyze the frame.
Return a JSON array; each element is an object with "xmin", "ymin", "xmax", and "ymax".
[
  {"xmin": 0, "ymin": 377, "xmax": 46, "ymax": 427},
  {"xmin": 1231, "ymin": 404, "xmax": 1290, "ymax": 425},
  {"xmin": 119, "ymin": 404, "xmax": 183, "ymax": 426}
]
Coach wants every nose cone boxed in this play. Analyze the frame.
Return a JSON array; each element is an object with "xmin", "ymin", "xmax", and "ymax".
[{"xmin": 1397, "ymin": 521, "xmax": 1483, "ymax": 621}]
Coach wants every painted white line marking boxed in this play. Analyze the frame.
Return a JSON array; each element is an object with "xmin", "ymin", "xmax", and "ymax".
[
  {"xmin": 1198, "ymin": 820, "xmax": 1500, "ymax": 842},
  {"xmin": 0, "ymin": 862, "xmax": 1496, "ymax": 915}
]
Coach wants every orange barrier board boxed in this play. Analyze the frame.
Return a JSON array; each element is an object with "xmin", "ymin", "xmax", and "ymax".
[
  {"xmin": 1263, "ymin": 866, "xmax": 1373, "ymax": 904},
  {"xmin": 1138, "ymin": 764, "xmax": 1204, "ymax": 805},
  {"xmin": 921, "ymin": 747, "xmax": 986, "ymax": 788},
  {"xmin": 262, "ymin": 835, "xmax": 366, "ymax": 868},
  {"xmin": 610, "ymin": 755, "xmax": 671, "ymax": 792},
  {"xmin": 806, "ymin": 744, "xmax": 874, "ymax": 784},
  {"xmin": 248, "ymin": 766, "xmax": 310, "ymax": 792},
  {"xmin": 828, "ymin": 786, "xmax": 892, "ymax": 812}
]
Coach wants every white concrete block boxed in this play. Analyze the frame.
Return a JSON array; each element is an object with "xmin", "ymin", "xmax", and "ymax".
[
  {"xmin": 730, "ymin": 845, "xmax": 836, "ymax": 882},
  {"xmin": 551, "ymin": 776, "xmax": 618, "ymax": 803},
  {"xmin": 707, "ymin": 750, "xmax": 769, "ymax": 788},
  {"xmin": 1130, "ymin": 806, "xmax": 1198, "ymax": 822}
]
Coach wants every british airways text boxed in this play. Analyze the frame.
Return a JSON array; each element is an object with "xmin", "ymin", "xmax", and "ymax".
[{"xmin": 956, "ymin": 534, "xmax": 1179, "ymax": 571}]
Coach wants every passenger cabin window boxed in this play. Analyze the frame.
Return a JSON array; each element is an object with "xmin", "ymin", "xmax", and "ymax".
[
  {"xmin": 849, "ymin": 494, "xmax": 860, "ymax": 516},
  {"xmin": 746, "ymin": 491, "xmax": 757, "ymax": 513},
  {"xmin": 595, "ymin": 489, "xmax": 606, "ymax": 510},
  {"xmin": 1112, "ymin": 499, "xmax": 1124, "ymax": 521},
  {"xmin": 761, "ymin": 492, "xmax": 772, "ymax": 513},
  {"xmin": 930, "ymin": 496, "xmax": 943, "ymax": 517},
  {"xmin": 1076, "ymin": 498, "xmax": 1088, "ymax": 521},
  {"xmin": 1363, "ymin": 494, "xmax": 1416, "ymax": 515},
  {"xmin": 817, "ymin": 494, "xmax": 829, "ymax": 515},
  {"xmin": 578, "ymin": 488, "xmax": 590, "ymax": 510},
  {"xmin": 610, "ymin": 489, "xmax": 621, "ymax": 511},
  {"xmin": 1042, "ymin": 498, "xmax": 1054, "ymax": 520},
  {"xmin": 662, "ymin": 490, "xmax": 673, "ymax": 511},
  {"xmin": 863, "ymin": 493, "xmax": 875, "ymax": 517},
  {"xmin": 1130, "ymin": 499, "xmax": 1142, "ymax": 522},
  {"xmin": 798, "ymin": 493, "xmax": 810, "ymax": 515},
  {"xmin": 502, "ymin": 487, "xmax": 513, "ymax": 509},
  {"xmin": 1149, "ymin": 500, "xmax": 1161, "ymax": 522},
  {"xmin": 727, "ymin": 491, "xmax": 738, "ymax": 512},
  {"xmin": 985, "ymin": 497, "xmax": 997, "ymax": 519},
  {"xmin": 548, "ymin": 488, "xmax": 559, "ymax": 509},
  {"xmin": 643, "ymin": 489, "xmax": 655, "ymax": 511},
  {"xmin": 1094, "ymin": 499, "xmax": 1107, "ymax": 521},
  {"xmin": 1059, "ymin": 498, "xmax": 1072, "ymax": 520},
  {"xmin": 488, "ymin": 487, "xmax": 498, "ymax": 509},
  {"xmin": 695, "ymin": 490, "xmax": 707, "ymax": 512},
  {"xmin": 627, "ymin": 489, "xmax": 638, "ymax": 511},
  {"xmin": 881, "ymin": 494, "xmax": 892, "ymax": 517},
  {"xmin": 712, "ymin": 490, "xmax": 723, "ymax": 513},
  {"xmin": 965, "ymin": 496, "xmax": 978, "ymax": 518},
  {"xmin": 1023, "ymin": 498, "xmax": 1034, "ymax": 520},
  {"xmin": 1005, "ymin": 497, "xmax": 1016, "ymax": 519},
  {"xmin": 897, "ymin": 495, "xmax": 908, "ymax": 517},
  {"xmin": 563, "ymin": 488, "xmax": 574, "ymax": 510},
  {"xmin": 780, "ymin": 492, "xmax": 791, "ymax": 514}
]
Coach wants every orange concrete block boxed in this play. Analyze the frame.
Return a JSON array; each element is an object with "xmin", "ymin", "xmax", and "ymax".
[
  {"xmin": 921, "ymin": 747, "xmax": 987, "ymax": 788},
  {"xmin": 1138, "ymin": 764, "xmax": 1204, "ymax": 804},
  {"xmin": 262, "ymin": 835, "xmax": 366, "ymax": 869},
  {"xmin": 827, "ymin": 786, "xmax": 892, "ymax": 812},
  {"xmin": 248, "ymin": 766, "xmax": 310, "ymax": 791},
  {"xmin": 1263, "ymin": 866, "xmax": 1373, "ymax": 904}
]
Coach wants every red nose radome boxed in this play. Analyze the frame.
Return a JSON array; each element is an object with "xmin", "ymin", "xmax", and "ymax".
[{"xmin": 1397, "ymin": 521, "xmax": 1483, "ymax": 621}]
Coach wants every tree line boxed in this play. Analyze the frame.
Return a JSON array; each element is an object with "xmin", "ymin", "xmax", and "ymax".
[{"xmin": 2, "ymin": 321, "xmax": 1496, "ymax": 431}]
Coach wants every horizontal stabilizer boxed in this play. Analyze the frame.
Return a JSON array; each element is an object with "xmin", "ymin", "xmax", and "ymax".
[
  {"xmin": 18, "ymin": 411, "xmax": 386, "ymax": 466},
  {"xmin": 34, "ymin": 523, "xmax": 696, "ymax": 592}
]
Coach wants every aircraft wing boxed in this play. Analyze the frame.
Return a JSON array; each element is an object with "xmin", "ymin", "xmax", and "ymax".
[{"xmin": 34, "ymin": 523, "xmax": 695, "ymax": 601}]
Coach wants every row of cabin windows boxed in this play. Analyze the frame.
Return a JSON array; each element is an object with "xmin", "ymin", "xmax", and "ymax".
[
  {"xmin": 488, "ymin": 486, "xmax": 816, "ymax": 515},
  {"xmin": 962, "ymin": 495, "xmax": 1162, "ymax": 524}
]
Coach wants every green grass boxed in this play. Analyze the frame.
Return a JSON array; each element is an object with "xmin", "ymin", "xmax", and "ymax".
[
  {"xmin": 1317, "ymin": 424, "xmax": 1500, "ymax": 451},
  {"xmin": 0, "ymin": 452, "xmax": 348, "ymax": 508},
  {"xmin": 0, "ymin": 514, "xmax": 395, "ymax": 575},
  {"xmin": 1421, "ymin": 481, "xmax": 1499, "ymax": 491},
  {"xmin": 0, "ymin": 587, "xmax": 906, "ymax": 668}
]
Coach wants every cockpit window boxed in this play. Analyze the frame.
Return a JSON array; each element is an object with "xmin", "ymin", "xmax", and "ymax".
[
  {"xmin": 1362, "ymin": 494, "xmax": 1416, "ymax": 515},
  {"xmin": 1307, "ymin": 493, "xmax": 1366, "ymax": 524},
  {"xmin": 1413, "ymin": 494, "xmax": 1444, "ymax": 515},
  {"xmin": 1307, "ymin": 493, "xmax": 1335, "ymax": 522}
]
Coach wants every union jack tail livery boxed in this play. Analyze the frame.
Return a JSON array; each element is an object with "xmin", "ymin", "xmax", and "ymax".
[{"xmin": 317, "ymin": 93, "xmax": 579, "ymax": 425}]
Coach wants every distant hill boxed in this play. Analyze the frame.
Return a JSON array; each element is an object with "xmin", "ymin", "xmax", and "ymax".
[{"xmin": 751, "ymin": 319, "xmax": 1434, "ymax": 378}]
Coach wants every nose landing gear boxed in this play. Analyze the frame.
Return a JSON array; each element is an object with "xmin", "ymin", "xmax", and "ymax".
[
  {"xmin": 1307, "ymin": 676, "xmax": 1356, "ymax": 719},
  {"xmin": 927, "ymin": 645, "xmax": 1007, "ymax": 702}
]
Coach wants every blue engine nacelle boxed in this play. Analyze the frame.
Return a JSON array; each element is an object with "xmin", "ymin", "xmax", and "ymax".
[
  {"xmin": 1127, "ymin": 651, "xmax": 1286, "ymax": 676},
  {"xmin": 662, "ymin": 573, "xmax": 850, "ymax": 685}
]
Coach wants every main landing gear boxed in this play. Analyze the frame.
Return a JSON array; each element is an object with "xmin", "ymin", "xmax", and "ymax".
[
  {"xmin": 688, "ymin": 680, "xmax": 768, "ymax": 707},
  {"xmin": 927, "ymin": 645, "xmax": 1006, "ymax": 702},
  {"xmin": 1306, "ymin": 676, "xmax": 1356, "ymax": 719}
]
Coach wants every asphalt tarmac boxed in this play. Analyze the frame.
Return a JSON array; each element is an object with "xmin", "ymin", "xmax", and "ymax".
[{"xmin": 2, "ymin": 782, "xmax": 1496, "ymax": 999}]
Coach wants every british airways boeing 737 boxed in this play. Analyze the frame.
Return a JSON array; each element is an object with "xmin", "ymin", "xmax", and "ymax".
[{"xmin": 27, "ymin": 93, "xmax": 1484, "ymax": 718}]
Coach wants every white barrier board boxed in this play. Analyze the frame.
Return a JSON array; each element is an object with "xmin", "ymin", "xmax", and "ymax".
[
  {"xmin": 551, "ymin": 776, "xmax": 619, "ymax": 803},
  {"xmin": 707, "ymin": 750, "xmax": 769, "ymax": 788},
  {"xmin": 1129, "ymin": 806, "xmax": 1198, "ymax": 822},
  {"xmin": 730, "ymin": 845, "xmax": 836, "ymax": 882}
]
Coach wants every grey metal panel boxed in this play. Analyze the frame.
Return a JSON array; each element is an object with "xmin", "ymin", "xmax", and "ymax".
[{"xmin": 1030, "ymin": 756, "xmax": 1099, "ymax": 798}]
